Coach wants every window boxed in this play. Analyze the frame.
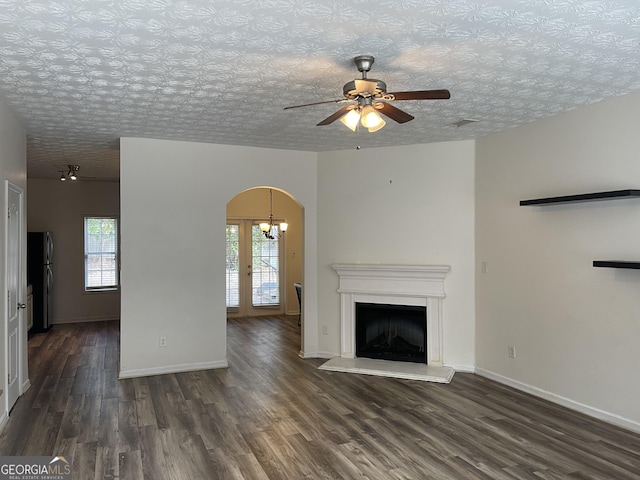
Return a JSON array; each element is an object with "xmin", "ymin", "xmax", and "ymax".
[
  {"xmin": 251, "ymin": 223, "xmax": 281, "ymax": 306},
  {"xmin": 226, "ymin": 223, "xmax": 239, "ymax": 308},
  {"xmin": 84, "ymin": 216, "xmax": 118, "ymax": 291}
]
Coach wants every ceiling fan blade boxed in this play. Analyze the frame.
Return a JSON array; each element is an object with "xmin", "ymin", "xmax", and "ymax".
[
  {"xmin": 284, "ymin": 99, "xmax": 344, "ymax": 110},
  {"xmin": 376, "ymin": 103, "xmax": 414, "ymax": 124},
  {"xmin": 389, "ymin": 89, "xmax": 451, "ymax": 101},
  {"xmin": 317, "ymin": 105, "xmax": 354, "ymax": 126}
]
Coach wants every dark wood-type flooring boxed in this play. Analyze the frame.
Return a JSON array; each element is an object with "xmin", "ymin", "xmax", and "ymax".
[{"xmin": 1, "ymin": 317, "xmax": 639, "ymax": 479}]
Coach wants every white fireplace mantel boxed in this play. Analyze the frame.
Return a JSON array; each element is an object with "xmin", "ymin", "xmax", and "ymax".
[{"xmin": 332, "ymin": 264, "xmax": 450, "ymax": 367}]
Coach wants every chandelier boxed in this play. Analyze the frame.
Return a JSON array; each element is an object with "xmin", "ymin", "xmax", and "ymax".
[{"xmin": 259, "ymin": 189, "xmax": 288, "ymax": 239}]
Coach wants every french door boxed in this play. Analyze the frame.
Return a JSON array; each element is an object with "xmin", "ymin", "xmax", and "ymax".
[{"xmin": 226, "ymin": 220, "xmax": 285, "ymax": 317}]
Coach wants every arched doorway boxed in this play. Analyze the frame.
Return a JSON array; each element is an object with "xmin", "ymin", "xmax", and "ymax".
[{"xmin": 226, "ymin": 187, "xmax": 303, "ymax": 323}]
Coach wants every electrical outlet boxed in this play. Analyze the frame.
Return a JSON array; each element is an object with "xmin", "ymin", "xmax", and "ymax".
[
  {"xmin": 481, "ymin": 261, "xmax": 489, "ymax": 273},
  {"xmin": 322, "ymin": 325, "xmax": 328, "ymax": 335},
  {"xmin": 508, "ymin": 346, "xmax": 516, "ymax": 358},
  {"xmin": 159, "ymin": 336, "xmax": 167, "ymax": 347}
]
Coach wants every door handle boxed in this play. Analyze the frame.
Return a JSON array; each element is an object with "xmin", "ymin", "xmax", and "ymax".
[{"xmin": 17, "ymin": 303, "xmax": 26, "ymax": 310}]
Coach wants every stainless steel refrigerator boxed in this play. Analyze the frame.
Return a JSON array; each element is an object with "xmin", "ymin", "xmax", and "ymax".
[{"xmin": 27, "ymin": 231, "xmax": 54, "ymax": 332}]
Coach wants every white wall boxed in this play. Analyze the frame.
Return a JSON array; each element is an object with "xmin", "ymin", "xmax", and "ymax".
[
  {"xmin": 0, "ymin": 99, "xmax": 27, "ymax": 422},
  {"xmin": 119, "ymin": 138, "xmax": 317, "ymax": 377},
  {"xmin": 316, "ymin": 141, "xmax": 476, "ymax": 368},
  {"xmin": 27, "ymin": 178, "xmax": 120, "ymax": 324},
  {"xmin": 119, "ymin": 95, "xmax": 640, "ymax": 432},
  {"xmin": 476, "ymin": 91, "xmax": 640, "ymax": 430}
]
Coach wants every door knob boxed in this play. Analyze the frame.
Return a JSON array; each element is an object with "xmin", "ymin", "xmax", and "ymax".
[{"xmin": 17, "ymin": 303, "xmax": 26, "ymax": 309}]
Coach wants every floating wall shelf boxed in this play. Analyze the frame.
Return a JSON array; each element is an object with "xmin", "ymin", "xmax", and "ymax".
[
  {"xmin": 593, "ymin": 261, "xmax": 640, "ymax": 270},
  {"xmin": 520, "ymin": 189, "xmax": 640, "ymax": 270},
  {"xmin": 520, "ymin": 189, "xmax": 640, "ymax": 206}
]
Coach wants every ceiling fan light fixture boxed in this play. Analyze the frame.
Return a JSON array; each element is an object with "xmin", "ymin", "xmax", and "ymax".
[
  {"xmin": 340, "ymin": 109, "xmax": 361, "ymax": 131},
  {"xmin": 360, "ymin": 105, "xmax": 384, "ymax": 129},
  {"xmin": 60, "ymin": 173, "xmax": 66, "ymax": 181},
  {"xmin": 367, "ymin": 118, "xmax": 386, "ymax": 132}
]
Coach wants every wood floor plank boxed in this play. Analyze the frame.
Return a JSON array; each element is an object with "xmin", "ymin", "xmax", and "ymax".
[
  {"xmin": 209, "ymin": 448, "xmax": 266, "ymax": 480},
  {"xmin": 60, "ymin": 353, "xmax": 83, "ymax": 378},
  {"xmin": 117, "ymin": 399, "xmax": 140, "ymax": 452},
  {"xmin": 165, "ymin": 428, "xmax": 219, "ymax": 479},
  {"xmin": 31, "ymin": 374, "xmax": 58, "ymax": 409},
  {"xmin": 22, "ymin": 411, "xmax": 64, "ymax": 456},
  {"xmin": 72, "ymin": 440, "xmax": 97, "ymax": 480},
  {"xmin": 1, "ymin": 317, "xmax": 639, "ymax": 480},
  {"xmin": 95, "ymin": 445, "xmax": 119, "ymax": 480},
  {"xmin": 132, "ymin": 380, "xmax": 158, "ymax": 428},
  {"xmin": 97, "ymin": 397, "xmax": 119, "ymax": 447},
  {"xmin": 52, "ymin": 436, "xmax": 77, "ymax": 461},
  {"xmin": 118, "ymin": 449, "xmax": 144, "ymax": 480},
  {"xmin": 184, "ymin": 398, "xmax": 226, "ymax": 451},
  {"xmin": 138, "ymin": 425, "xmax": 172, "ymax": 480}
]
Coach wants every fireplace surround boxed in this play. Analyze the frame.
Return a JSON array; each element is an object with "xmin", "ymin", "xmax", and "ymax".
[{"xmin": 331, "ymin": 264, "xmax": 450, "ymax": 367}]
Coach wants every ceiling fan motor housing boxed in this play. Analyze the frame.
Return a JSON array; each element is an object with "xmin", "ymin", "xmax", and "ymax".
[
  {"xmin": 344, "ymin": 56, "xmax": 388, "ymax": 100},
  {"xmin": 354, "ymin": 55, "xmax": 375, "ymax": 73},
  {"xmin": 342, "ymin": 79, "xmax": 387, "ymax": 99}
]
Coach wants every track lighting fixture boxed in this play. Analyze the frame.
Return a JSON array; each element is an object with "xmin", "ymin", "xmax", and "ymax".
[
  {"xmin": 68, "ymin": 165, "xmax": 79, "ymax": 180},
  {"xmin": 60, "ymin": 165, "xmax": 80, "ymax": 181}
]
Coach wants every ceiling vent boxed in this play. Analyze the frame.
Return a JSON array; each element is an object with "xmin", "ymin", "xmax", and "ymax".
[{"xmin": 451, "ymin": 119, "xmax": 479, "ymax": 127}]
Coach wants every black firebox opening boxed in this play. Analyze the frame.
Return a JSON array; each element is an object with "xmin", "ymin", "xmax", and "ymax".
[{"xmin": 355, "ymin": 302, "xmax": 427, "ymax": 364}]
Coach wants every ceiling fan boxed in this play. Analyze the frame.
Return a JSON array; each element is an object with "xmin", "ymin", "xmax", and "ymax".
[{"xmin": 284, "ymin": 55, "xmax": 450, "ymax": 133}]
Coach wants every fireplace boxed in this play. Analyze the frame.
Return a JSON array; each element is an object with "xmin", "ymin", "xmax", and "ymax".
[
  {"xmin": 331, "ymin": 264, "xmax": 450, "ymax": 367},
  {"xmin": 356, "ymin": 302, "xmax": 427, "ymax": 363}
]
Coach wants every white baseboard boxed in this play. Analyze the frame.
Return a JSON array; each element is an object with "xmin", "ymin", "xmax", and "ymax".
[
  {"xmin": 54, "ymin": 315, "xmax": 120, "ymax": 325},
  {"xmin": 0, "ymin": 410, "xmax": 8, "ymax": 434},
  {"xmin": 448, "ymin": 363, "xmax": 476, "ymax": 373},
  {"xmin": 298, "ymin": 350, "xmax": 336, "ymax": 359},
  {"xmin": 21, "ymin": 378, "xmax": 31, "ymax": 395},
  {"xmin": 476, "ymin": 367, "xmax": 640, "ymax": 435},
  {"xmin": 119, "ymin": 359, "xmax": 228, "ymax": 379}
]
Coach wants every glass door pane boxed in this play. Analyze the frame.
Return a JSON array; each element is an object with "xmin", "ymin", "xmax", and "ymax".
[
  {"xmin": 226, "ymin": 224, "xmax": 239, "ymax": 308},
  {"xmin": 251, "ymin": 224, "xmax": 280, "ymax": 307}
]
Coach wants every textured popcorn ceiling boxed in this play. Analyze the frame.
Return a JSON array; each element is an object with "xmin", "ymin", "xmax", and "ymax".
[{"xmin": 1, "ymin": 0, "xmax": 640, "ymax": 181}]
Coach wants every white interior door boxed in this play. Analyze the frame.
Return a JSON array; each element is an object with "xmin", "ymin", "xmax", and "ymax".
[
  {"xmin": 6, "ymin": 182, "xmax": 24, "ymax": 412},
  {"xmin": 226, "ymin": 220, "xmax": 285, "ymax": 318}
]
